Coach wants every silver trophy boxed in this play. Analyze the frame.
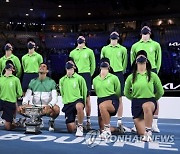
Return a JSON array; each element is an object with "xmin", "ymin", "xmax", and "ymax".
[{"xmin": 24, "ymin": 106, "xmax": 43, "ymax": 134}]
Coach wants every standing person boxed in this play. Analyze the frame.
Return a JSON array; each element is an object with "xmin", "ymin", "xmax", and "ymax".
[
  {"xmin": 0, "ymin": 63, "xmax": 22, "ymax": 130},
  {"xmin": 0, "ymin": 42, "xmax": 22, "ymax": 78},
  {"xmin": 59, "ymin": 61, "xmax": 87, "ymax": 136},
  {"xmin": 93, "ymin": 58, "xmax": 123, "ymax": 139},
  {"xmin": 18, "ymin": 63, "xmax": 60, "ymax": 131},
  {"xmin": 130, "ymin": 26, "xmax": 162, "ymax": 132},
  {"xmin": 101, "ymin": 31, "xmax": 127, "ymax": 128},
  {"xmin": 22, "ymin": 38, "xmax": 43, "ymax": 94},
  {"xmin": 69, "ymin": 35, "xmax": 95, "ymax": 129},
  {"xmin": 124, "ymin": 50, "xmax": 164, "ymax": 141}
]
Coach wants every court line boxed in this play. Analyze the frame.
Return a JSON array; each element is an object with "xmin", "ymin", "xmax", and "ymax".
[{"xmin": 41, "ymin": 118, "xmax": 180, "ymax": 126}]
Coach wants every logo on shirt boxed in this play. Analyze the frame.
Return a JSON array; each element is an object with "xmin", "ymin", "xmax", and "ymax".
[
  {"xmin": 9, "ymin": 81, "xmax": 13, "ymax": 87},
  {"xmin": 84, "ymin": 53, "xmax": 88, "ymax": 58},
  {"xmin": 32, "ymin": 57, "xmax": 36, "ymax": 62},
  {"xmin": 73, "ymin": 82, "xmax": 77, "ymax": 88},
  {"xmin": 150, "ymin": 47, "xmax": 154, "ymax": 52},
  {"xmin": 107, "ymin": 79, "xmax": 111, "ymax": 84},
  {"xmin": 117, "ymin": 51, "xmax": 121, "ymax": 57}
]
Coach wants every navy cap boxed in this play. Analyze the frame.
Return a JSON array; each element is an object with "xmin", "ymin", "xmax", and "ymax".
[
  {"xmin": 77, "ymin": 36, "xmax": 85, "ymax": 44},
  {"xmin": 136, "ymin": 50, "xmax": 147, "ymax": 58},
  {"xmin": 141, "ymin": 26, "xmax": 151, "ymax": 35},
  {"xmin": 77, "ymin": 38, "xmax": 85, "ymax": 44},
  {"xmin": 100, "ymin": 58, "xmax": 110, "ymax": 65},
  {"xmin": 4, "ymin": 44, "xmax": 12, "ymax": 51},
  {"xmin": 110, "ymin": 32, "xmax": 119, "ymax": 40},
  {"xmin": 5, "ymin": 63, "xmax": 13, "ymax": 70},
  {"xmin": 65, "ymin": 62, "xmax": 74, "ymax": 69},
  {"xmin": 136, "ymin": 56, "xmax": 147, "ymax": 63}
]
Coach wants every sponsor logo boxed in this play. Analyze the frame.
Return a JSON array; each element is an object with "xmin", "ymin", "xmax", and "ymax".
[
  {"xmin": 84, "ymin": 130, "xmax": 176, "ymax": 148},
  {"xmin": 163, "ymin": 83, "xmax": 180, "ymax": 90},
  {"xmin": 0, "ymin": 133, "xmax": 178, "ymax": 151},
  {"xmin": 169, "ymin": 42, "xmax": 180, "ymax": 47}
]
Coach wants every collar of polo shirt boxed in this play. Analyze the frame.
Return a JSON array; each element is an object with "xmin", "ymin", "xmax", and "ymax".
[
  {"xmin": 4, "ymin": 74, "xmax": 13, "ymax": 77},
  {"xmin": 65, "ymin": 72, "xmax": 77, "ymax": 78},
  {"xmin": 4, "ymin": 54, "xmax": 14, "ymax": 59},
  {"xmin": 98, "ymin": 73, "xmax": 111, "ymax": 80},
  {"xmin": 140, "ymin": 38, "xmax": 152, "ymax": 43},
  {"xmin": 28, "ymin": 51, "xmax": 36, "ymax": 56},
  {"xmin": 109, "ymin": 44, "xmax": 120, "ymax": 48},
  {"xmin": 76, "ymin": 46, "xmax": 87, "ymax": 50},
  {"xmin": 137, "ymin": 71, "xmax": 147, "ymax": 75}
]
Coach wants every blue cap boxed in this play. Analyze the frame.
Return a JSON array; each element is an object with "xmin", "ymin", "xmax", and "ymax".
[
  {"xmin": 110, "ymin": 32, "xmax": 119, "ymax": 40},
  {"xmin": 77, "ymin": 38, "xmax": 85, "ymax": 44},
  {"xmin": 65, "ymin": 62, "xmax": 74, "ymax": 69},
  {"xmin": 4, "ymin": 44, "xmax": 12, "ymax": 51},
  {"xmin": 136, "ymin": 56, "xmax": 147, "ymax": 63},
  {"xmin": 141, "ymin": 26, "xmax": 151, "ymax": 35},
  {"xmin": 5, "ymin": 63, "xmax": 14, "ymax": 70}
]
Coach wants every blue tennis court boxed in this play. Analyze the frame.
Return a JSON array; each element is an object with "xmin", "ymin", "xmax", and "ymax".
[{"xmin": 0, "ymin": 115, "xmax": 179, "ymax": 154}]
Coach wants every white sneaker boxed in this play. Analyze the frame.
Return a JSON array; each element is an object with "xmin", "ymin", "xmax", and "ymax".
[
  {"xmin": 117, "ymin": 123, "xmax": 131, "ymax": 133},
  {"xmin": 117, "ymin": 121, "xmax": 122, "ymax": 128},
  {"xmin": 142, "ymin": 131, "xmax": 152, "ymax": 142},
  {"xmin": 122, "ymin": 125, "xmax": 132, "ymax": 133},
  {"xmin": 0, "ymin": 119, "xmax": 5, "ymax": 126},
  {"xmin": 117, "ymin": 123, "xmax": 124, "ymax": 134},
  {"xmin": 48, "ymin": 120, "xmax": 55, "ymax": 132},
  {"xmin": 131, "ymin": 125, "xmax": 137, "ymax": 132},
  {"xmin": 75, "ymin": 125, "xmax": 83, "ymax": 137},
  {"xmin": 117, "ymin": 121, "xmax": 121, "ymax": 128},
  {"xmin": 99, "ymin": 128, "xmax": 111, "ymax": 140},
  {"xmin": 152, "ymin": 124, "xmax": 160, "ymax": 133}
]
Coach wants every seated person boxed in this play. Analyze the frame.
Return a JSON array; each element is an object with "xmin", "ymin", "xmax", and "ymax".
[
  {"xmin": 59, "ymin": 60, "xmax": 87, "ymax": 137},
  {"xmin": 18, "ymin": 63, "xmax": 60, "ymax": 131}
]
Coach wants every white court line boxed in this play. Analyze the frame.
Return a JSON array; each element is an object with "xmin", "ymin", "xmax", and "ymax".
[{"xmin": 42, "ymin": 118, "xmax": 180, "ymax": 126}]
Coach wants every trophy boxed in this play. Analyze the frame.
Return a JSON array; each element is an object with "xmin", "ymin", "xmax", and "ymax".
[{"xmin": 24, "ymin": 106, "xmax": 43, "ymax": 134}]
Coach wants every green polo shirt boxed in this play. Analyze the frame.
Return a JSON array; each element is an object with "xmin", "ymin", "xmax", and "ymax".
[
  {"xmin": 59, "ymin": 73, "xmax": 87, "ymax": 104},
  {"xmin": 29, "ymin": 77, "xmax": 56, "ymax": 92},
  {"xmin": 69, "ymin": 46, "xmax": 95, "ymax": 76},
  {"xmin": 22, "ymin": 51, "xmax": 43, "ymax": 73},
  {"xmin": 130, "ymin": 39, "xmax": 162, "ymax": 73},
  {"xmin": 124, "ymin": 72, "xmax": 164, "ymax": 100},
  {"xmin": 0, "ymin": 54, "xmax": 22, "ymax": 78},
  {"xmin": 101, "ymin": 44, "xmax": 127, "ymax": 73},
  {"xmin": 93, "ymin": 73, "xmax": 121, "ymax": 98},
  {"xmin": 0, "ymin": 74, "xmax": 22, "ymax": 103}
]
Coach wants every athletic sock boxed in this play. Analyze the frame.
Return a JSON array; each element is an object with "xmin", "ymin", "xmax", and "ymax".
[
  {"xmin": 87, "ymin": 116, "xmax": 91, "ymax": 123},
  {"xmin": 153, "ymin": 115, "xmax": 158, "ymax": 125},
  {"xmin": 104, "ymin": 124, "xmax": 110, "ymax": 129},
  {"xmin": 145, "ymin": 127, "xmax": 152, "ymax": 132},
  {"xmin": 78, "ymin": 123, "xmax": 83, "ymax": 127},
  {"xmin": 117, "ymin": 117, "xmax": 122, "ymax": 124}
]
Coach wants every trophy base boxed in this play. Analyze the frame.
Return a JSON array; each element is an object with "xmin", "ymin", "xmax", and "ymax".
[
  {"xmin": 25, "ymin": 130, "xmax": 42, "ymax": 135},
  {"xmin": 25, "ymin": 122, "xmax": 42, "ymax": 135}
]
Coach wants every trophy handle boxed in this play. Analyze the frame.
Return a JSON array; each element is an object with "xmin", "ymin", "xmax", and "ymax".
[{"xmin": 21, "ymin": 113, "xmax": 31, "ymax": 118}]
